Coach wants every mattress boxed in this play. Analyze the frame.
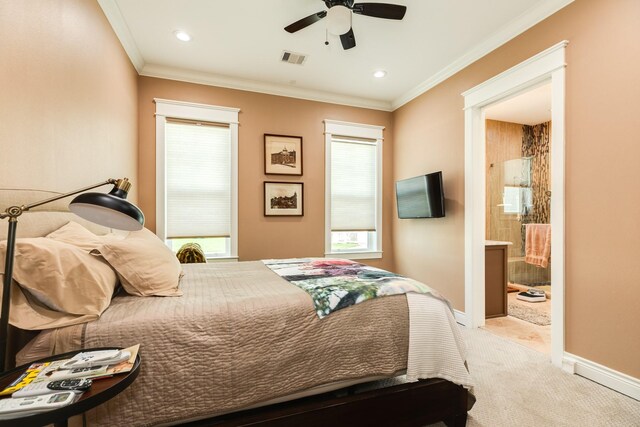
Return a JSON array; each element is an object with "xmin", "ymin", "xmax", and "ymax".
[{"xmin": 18, "ymin": 261, "xmax": 468, "ymax": 426}]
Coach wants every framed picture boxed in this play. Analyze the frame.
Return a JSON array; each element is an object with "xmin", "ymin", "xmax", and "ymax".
[
  {"xmin": 264, "ymin": 134, "xmax": 303, "ymax": 176},
  {"xmin": 264, "ymin": 181, "xmax": 303, "ymax": 216}
]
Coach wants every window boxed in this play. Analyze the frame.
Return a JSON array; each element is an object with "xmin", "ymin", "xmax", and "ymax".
[
  {"xmin": 155, "ymin": 99, "xmax": 239, "ymax": 260},
  {"xmin": 324, "ymin": 120, "xmax": 383, "ymax": 259}
]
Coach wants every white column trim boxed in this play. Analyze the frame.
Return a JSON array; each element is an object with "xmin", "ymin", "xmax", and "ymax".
[
  {"xmin": 324, "ymin": 131, "xmax": 333, "ymax": 257},
  {"xmin": 229, "ymin": 121, "xmax": 239, "ymax": 259},
  {"xmin": 462, "ymin": 41, "xmax": 567, "ymax": 367},
  {"xmin": 323, "ymin": 120, "xmax": 385, "ymax": 140},
  {"xmin": 154, "ymin": 98, "xmax": 240, "ymax": 123},
  {"xmin": 155, "ymin": 114, "xmax": 167, "ymax": 240},
  {"xmin": 549, "ymin": 64, "xmax": 566, "ymax": 367}
]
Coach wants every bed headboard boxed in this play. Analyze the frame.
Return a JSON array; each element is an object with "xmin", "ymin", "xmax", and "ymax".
[{"xmin": 0, "ymin": 188, "xmax": 110, "ymax": 240}]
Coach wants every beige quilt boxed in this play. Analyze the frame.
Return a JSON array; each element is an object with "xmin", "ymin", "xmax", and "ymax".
[{"xmin": 46, "ymin": 261, "xmax": 467, "ymax": 426}]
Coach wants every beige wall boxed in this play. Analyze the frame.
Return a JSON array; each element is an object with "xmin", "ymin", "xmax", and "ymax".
[
  {"xmin": 393, "ymin": 0, "xmax": 640, "ymax": 377},
  {"xmin": 0, "ymin": 0, "xmax": 138, "ymax": 198},
  {"xmin": 138, "ymin": 77, "xmax": 395, "ymax": 270}
]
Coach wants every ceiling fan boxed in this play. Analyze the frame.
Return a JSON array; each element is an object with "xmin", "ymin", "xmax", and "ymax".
[{"xmin": 284, "ymin": 0, "xmax": 407, "ymax": 50}]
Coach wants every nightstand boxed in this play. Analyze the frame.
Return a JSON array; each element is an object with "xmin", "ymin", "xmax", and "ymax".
[{"xmin": 0, "ymin": 347, "xmax": 140, "ymax": 427}]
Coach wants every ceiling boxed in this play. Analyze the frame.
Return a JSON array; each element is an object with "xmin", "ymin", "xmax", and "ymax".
[
  {"xmin": 485, "ymin": 82, "xmax": 552, "ymax": 125},
  {"xmin": 99, "ymin": 0, "xmax": 573, "ymax": 111}
]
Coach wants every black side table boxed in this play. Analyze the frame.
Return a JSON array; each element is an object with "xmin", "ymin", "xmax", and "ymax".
[{"xmin": 0, "ymin": 347, "xmax": 140, "ymax": 427}]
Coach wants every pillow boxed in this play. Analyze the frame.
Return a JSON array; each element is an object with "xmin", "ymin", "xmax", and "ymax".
[
  {"xmin": 46, "ymin": 221, "xmax": 123, "ymax": 251},
  {"xmin": 0, "ymin": 238, "xmax": 118, "ymax": 320},
  {"xmin": 2, "ymin": 280, "xmax": 100, "ymax": 330},
  {"xmin": 91, "ymin": 227, "xmax": 183, "ymax": 297}
]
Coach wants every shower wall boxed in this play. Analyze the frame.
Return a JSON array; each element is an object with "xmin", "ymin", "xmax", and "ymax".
[
  {"xmin": 486, "ymin": 119, "xmax": 551, "ymax": 286},
  {"xmin": 522, "ymin": 123, "xmax": 551, "ymax": 225}
]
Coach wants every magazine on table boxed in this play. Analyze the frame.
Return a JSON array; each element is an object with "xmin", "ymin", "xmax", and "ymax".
[
  {"xmin": 0, "ymin": 362, "xmax": 51, "ymax": 396},
  {"xmin": 0, "ymin": 344, "xmax": 140, "ymax": 396},
  {"xmin": 36, "ymin": 344, "xmax": 140, "ymax": 382}
]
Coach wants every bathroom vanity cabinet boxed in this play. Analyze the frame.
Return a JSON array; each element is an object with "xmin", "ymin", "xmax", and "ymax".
[{"xmin": 485, "ymin": 241, "xmax": 510, "ymax": 318}]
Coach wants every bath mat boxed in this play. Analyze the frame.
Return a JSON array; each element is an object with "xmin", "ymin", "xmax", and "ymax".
[{"xmin": 508, "ymin": 302, "xmax": 551, "ymax": 326}]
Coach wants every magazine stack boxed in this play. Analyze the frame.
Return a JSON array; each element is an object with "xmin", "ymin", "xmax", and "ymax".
[{"xmin": 0, "ymin": 344, "xmax": 138, "ymax": 419}]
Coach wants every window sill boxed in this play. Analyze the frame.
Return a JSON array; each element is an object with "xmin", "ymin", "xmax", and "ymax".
[
  {"xmin": 205, "ymin": 256, "xmax": 239, "ymax": 263},
  {"xmin": 324, "ymin": 251, "xmax": 383, "ymax": 260}
]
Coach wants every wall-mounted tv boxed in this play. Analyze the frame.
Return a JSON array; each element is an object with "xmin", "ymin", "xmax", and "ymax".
[{"xmin": 396, "ymin": 171, "xmax": 445, "ymax": 218}]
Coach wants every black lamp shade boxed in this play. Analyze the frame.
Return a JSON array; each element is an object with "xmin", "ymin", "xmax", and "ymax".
[{"xmin": 70, "ymin": 192, "xmax": 144, "ymax": 231}]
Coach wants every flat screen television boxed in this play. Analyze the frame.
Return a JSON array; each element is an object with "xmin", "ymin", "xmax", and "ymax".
[{"xmin": 396, "ymin": 171, "xmax": 445, "ymax": 218}]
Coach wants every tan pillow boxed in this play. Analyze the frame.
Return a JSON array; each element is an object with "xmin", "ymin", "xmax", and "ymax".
[
  {"xmin": 92, "ymin": 228, "xmax": 183, "ymax": 297},
  {"xmin": 46, "ymin": 221, "xmax": 122, "ymax": 251},
  {"xmin": 0, "ymin": 238, "xmax": 118, "ymax": 325},
  {"xmin": 2, "ymin": 281, "xmax": 99, "ymax": 330}
]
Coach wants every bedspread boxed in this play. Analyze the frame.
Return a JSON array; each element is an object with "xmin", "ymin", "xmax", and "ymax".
[{"xmin": 46, "ymin": 261, "xmax": 467, "ymax": 426}]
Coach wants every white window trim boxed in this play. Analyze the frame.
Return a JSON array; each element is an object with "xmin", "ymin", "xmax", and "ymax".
[
  {"xmin": 155, "ymin": 98, "xmax": 240, "ymax": 260},
  {"xmin": 324, "ymin": 119, "xmax": 384, "ymax": 260}
]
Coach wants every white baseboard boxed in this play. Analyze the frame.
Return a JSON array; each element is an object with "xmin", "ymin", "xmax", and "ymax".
[
  {"xmin": 454, "ymin": 309, "xmax": 468, "ymax": 326},
  {"xmin": 563, "ymin": 353, "xmax": 640, "ymax": 401}
]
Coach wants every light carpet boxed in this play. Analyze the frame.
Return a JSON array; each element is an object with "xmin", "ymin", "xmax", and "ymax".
[
  {"xmin": 428, "ymin": 327, "xmax": 640, "ymax": 427},
  {"xmin": 507, "ymin": 301, "xmax": 551, "ymax": 326}
]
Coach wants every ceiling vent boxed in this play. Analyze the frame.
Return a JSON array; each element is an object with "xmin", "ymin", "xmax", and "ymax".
[{"xmin": 281, "ymin": 51, "xmax": 307, "ymax": 65}]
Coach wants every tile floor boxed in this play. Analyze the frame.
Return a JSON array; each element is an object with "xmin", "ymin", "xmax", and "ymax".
[{"xmin": 483, "ymin": 292, "xmax": 551, "ymax": 354}]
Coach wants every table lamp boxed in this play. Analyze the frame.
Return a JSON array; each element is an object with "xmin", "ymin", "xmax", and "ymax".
[{"xmin": 0, "ymin": 178, "xmax": 145, "ymax": 370}]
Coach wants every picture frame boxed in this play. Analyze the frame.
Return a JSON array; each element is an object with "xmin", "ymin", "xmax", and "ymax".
[
  {"xmin": 264, "ymin": 134, "xmax": 303, "ymax": 176},
  {"xmin": 264, "ymin": 181, "xmax": 304, "ymax": 216}
]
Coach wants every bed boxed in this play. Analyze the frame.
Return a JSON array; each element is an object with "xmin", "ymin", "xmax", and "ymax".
[{"xmin": 1, "ymin": 189, "xmax": 473, "ymax": 426}]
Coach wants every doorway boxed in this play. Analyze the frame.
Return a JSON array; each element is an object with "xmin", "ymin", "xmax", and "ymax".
[
  {"xmin": 462, "ymin": 41, "xmax": 567, "ymax": 366},
  {"xmin": 483, "ymin": 83, "xmax": 552, "ymax": 354}
]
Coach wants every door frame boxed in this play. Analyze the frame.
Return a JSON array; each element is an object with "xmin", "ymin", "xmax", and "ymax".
[{"xmin": 462, "ymin": 41, "xmax": 567, "ymax": 366}]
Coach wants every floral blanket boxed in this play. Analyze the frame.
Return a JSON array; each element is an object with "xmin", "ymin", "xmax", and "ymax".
[{"xmin": 263, "ymin": 258, "xmax": 434, "ymax": 318}]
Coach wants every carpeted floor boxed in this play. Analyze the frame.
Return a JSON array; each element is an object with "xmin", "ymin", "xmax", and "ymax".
[{"xmin": 428, "ymin": 327, "xmax": 640, "ymax": 426}]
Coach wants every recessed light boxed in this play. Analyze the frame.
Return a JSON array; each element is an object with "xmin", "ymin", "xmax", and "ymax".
[
  {"xmin": 174, "ymin": 31, "xmax": 192, "ymax": 42},
  {"xmin": 373, "ymin": 70, "xmax": 387, "ymax": 78}
]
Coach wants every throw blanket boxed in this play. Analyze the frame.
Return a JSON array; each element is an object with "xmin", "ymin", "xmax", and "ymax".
[{"xmin": 263, "ymin": 258, "xmax": 434, "ymax": 318}]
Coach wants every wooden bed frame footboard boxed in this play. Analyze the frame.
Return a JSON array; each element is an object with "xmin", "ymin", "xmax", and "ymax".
[{"xmin": 184, "ymin": 378, "xmax": 469, "ymax": 427}]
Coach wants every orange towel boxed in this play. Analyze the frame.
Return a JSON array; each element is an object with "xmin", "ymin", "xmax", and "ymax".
[{"xmin": 525, "ymin": 224, "xmax": 551, "ymax": 268}]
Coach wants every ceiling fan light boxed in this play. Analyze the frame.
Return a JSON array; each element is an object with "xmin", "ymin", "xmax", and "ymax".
[{"xmin": 327, "ymin": 5, "xmax": 351, "ymax": 35}]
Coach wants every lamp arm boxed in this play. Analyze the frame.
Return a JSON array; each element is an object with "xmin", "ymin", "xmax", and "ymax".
[{"xmin": 0, "ymin": 179, "xmax": 117, "ymax": 219}]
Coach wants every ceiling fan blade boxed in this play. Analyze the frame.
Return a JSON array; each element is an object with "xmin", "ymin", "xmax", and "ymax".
[
  {"xmin": 352, "ymin": 3, "xmax": 407, "ymax": 20},
  {"xmin": 340, "ymin": 28, "xmax": 356, "ymax": 50},
  {"xmin": 284, "ymin": 11, "xmax": 328, "ymax": 33}
]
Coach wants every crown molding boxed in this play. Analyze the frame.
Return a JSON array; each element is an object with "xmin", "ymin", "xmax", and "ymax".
[
  {"xmin": 98, "ymin": 0, "xmax": 144, "ymax": 72},
  {"xmin": 98, "ymin": 0, "xmax": 388, "ymax": 110},
  {"xmin": 391, "ymin": 0, "xmax": 575, "ymax": 110},
  {"xmin": 140, "ymin": 64, "xmax": 394, "ymax": 112},
  {"xmin": 99, "ymin": 0, "xmax": 573, "ymax": 112}
]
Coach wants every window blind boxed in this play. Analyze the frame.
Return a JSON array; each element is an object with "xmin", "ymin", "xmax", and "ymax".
[
  {"xmin": 330, "ymin": 137, "xmax": 377, "ymax": 231},
  {"xmin": 165, "ymin": 120, "xmax": 231, "ymax": 238}
]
